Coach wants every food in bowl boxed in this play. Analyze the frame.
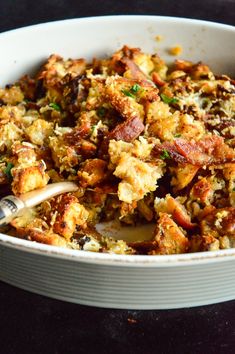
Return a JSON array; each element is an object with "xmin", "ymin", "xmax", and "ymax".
[{"xmin": 0, "ymin": 45, "xmax": 234, "ymax": 255}]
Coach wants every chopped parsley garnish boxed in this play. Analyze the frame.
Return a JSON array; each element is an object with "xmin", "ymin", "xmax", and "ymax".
[
  {"xmin": 4, "ymin": 162, "xmax": 14, "ymax": 180},
  {"xmin": 174, "ymin": 133, "xmax": 181, "ymax": 138},
  {"xmin": 49, "ymin": 102, "xmax": 61, "ymax": 111},
  {"xmin": 160, "ymin": 93, "xmax": 178, "ymax": 104},
  {"xmin": 160, "ymin": 149, "xmax": 171, "ymax": 160},
  {"xmin": 91, "ymin": 125, "xmax": 97, "ymax": 133},
  {"xmin": 97, "ymin": 107, "xmax": 106, "ymax": 117},
  {"xmin": 121, "ymin": 84, "xmax": 142, "ymax": 99},
  {"xmin": 233, "ymin": 187, "xmax": 235, "ymax": 192},
  {"xmin": 121, "ymin": 89, "xmax": 135, "ymax": 99},
  {"xmin": 131, "ymin": 84, "xmax": 141, "ymax": 93}
]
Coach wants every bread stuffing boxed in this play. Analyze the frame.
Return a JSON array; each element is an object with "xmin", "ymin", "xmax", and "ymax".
[{"xmin": 0, "ymin": 45, "xmax": 234, "ymax": 255}]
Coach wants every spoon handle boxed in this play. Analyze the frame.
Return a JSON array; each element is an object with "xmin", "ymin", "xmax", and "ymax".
[{"xmin": 0, "ymin": 182, "xmax": 78, "ymax": 226}]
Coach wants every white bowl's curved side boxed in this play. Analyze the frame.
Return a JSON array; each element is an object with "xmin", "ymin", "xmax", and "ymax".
[
  {"xmin": 1, "ymin": 232, "xmax": 235, "ymax": 267},
  {"xmin": 0, "ymin": 16, "xmax": 235, "ymax": 308},
  {"xmin": 1, "ymin": 243, "xmax": 235, "ymax": 309}
]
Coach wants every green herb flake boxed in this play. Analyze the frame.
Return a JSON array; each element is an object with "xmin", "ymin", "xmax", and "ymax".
[
  {"xmin": 121, "ymin": 89, "xmax": 135, "ymax": 99},
  {"xmin": 160, "ymin": 149, "xmax": 171, "ymax": 160},
  {"xmin": 49, "ymin": 102, "xmax": 61, "ymax": 111},
  {"xmin": 174, "ymin": 133, "xmax": 181, "ymax": 138},
  {"xmin": 233, "ymin": 187, "xmax": 235, "ymax": 192},
  {"xmin": 160, "ymin": 93, "xmax": 178, "ymax": 104},
  {"xmin": 4, "ymin": 162, "xmax": 14, "ymax": 180},
  {"xmin": 131, "ymin": 84, "xmax": 141, "ymax": 93},
  {"xmin": 97, "ymin": 107, "xmax": 106, "ymax": 118},
  {"xmin": 91, "ymin": 125, "xmax": 96, "ymax": 133}
]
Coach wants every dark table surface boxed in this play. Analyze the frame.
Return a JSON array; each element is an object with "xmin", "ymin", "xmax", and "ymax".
[{"xmin": 0, "ymin": 1, "xmax": 235, "ymax": 353}]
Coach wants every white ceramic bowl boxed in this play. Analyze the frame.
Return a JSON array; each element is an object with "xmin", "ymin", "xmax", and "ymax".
[{"xmin": 0, "ymin": 16, "xmax": 235, "ymax": 309}]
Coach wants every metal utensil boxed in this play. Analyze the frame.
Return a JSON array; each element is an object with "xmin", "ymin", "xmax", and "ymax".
[{"xmin": 0, "ymin": 182, "xmax": 78, "ymax": 225}]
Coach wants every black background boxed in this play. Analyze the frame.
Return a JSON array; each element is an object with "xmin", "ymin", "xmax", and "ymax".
[
  {"xmin": 0, "ymin": 1, "xmax": 235, "ymax": 353},
  {"xmin": 1, "ymin": 0, "xmax": 235, "ymax": 31}
]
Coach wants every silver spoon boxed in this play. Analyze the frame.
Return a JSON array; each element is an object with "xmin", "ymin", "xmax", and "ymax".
[{"xmin": 0, "ymin": 182, "xmax": 78, "ymax": 226}]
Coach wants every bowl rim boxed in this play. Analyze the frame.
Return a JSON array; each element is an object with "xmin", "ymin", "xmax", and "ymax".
[
  {"xmin": 0, "ymin": 15, "xmax": 234, "ymax": 267},
  {"xmin": 0, "ymin": 14, "xmax": 234, "ymax": 38}
]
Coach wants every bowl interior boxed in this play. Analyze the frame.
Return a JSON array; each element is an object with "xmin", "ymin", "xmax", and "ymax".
[{"xmin": 0, "ymin": 16, "xmax": 234, "ymax": 264}]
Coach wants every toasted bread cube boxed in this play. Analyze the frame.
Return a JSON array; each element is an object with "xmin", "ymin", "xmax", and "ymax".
[
  {"xmin": 29, "ymin": 229, "xmax": 68, "ymax": 247},
  {"xmin": 152, "ymin": 213, "xmax": 189, "ymax": 254},
  {"xmin": 0, "ymin": 122, "xmax": 23, "ymax": 152},
  {"xmin": 115, "ymin": 155, "xmax": 162, "ymax": 203},
  {"xmin": 38, "ymin": 54, "xmax": 86, "ymax": 86},
  {"xmin": 154, "ymin": 194, "xmax": 195, "ymax": 229},
  {"xmin": 25, "ymin": 119, "xmax": 54, "ymax": 145},
  {"xmin": 51, "ymin": 194, "xmax": 89, "ymax": 239},
  {"xmin": 49, "ymin": 135, "xmax": 79, "ymax": 172},
  {"xmin": 77, "ymin": 159, "xmax": 107, "ymax": 187},
  {"xmin": 12, "ymin": 141, "xmax": 37, "ymax": 165},
  {"xmin": 11, "ymin": 161, "xmax": 49, "ymax": 195},
  {"xmin": 0, "ymin": 85, "xmax": 24, "ymax": 105},
  {"xmin": 170, "ymin": 163, "xmax": 199, "ymax": 191},
  {"xmin": 109, "ymin": 138, "xmax": 163, "ymax": 203}
]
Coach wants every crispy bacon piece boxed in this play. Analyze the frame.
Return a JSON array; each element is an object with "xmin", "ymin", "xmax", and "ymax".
[
  {"xmin": 190, "ymin": 177, "xmax": 212, "ymax": 203},
  {"xmin": 173, "ymin": 60, "xmax": 212, "ymax": 79},
  {"xmin": 64, "ymin": 122, "xmax": 91, "ymax": 144},
  {"xmin": 18, "ymin": 75, "xmax": 37, "ymax": 100},
  {"xmin": 205, "ymin": 115, "xmax": 235, "ymax": 139},
  {"xmin": 154, "ymin": 136, "xmax": 235, "ymax": 166},
  {"xmin": 111, "ymin": 45, "xmax": 148, "ymax": 80},
  {"xmin": 152, "ymin": 72, "xmax": 166, "ymax": 87},
  {"xmin": 174, "ymin": 136, "xmax": 234, "ymax": 165},
  {"xmin": 109, "ymin": 115, "xmax": 144, "ymax": 142},
  {"xmin": 64, "ymin": 124, "xmax": 97, "ymax": 158},
  {"xmin": 98, "ymin": 115, "xmax": 144, "ymax": 157},
  {"xmin": 166, "ymin": 196, "xmax": 196, "ymax": 229},
  {"xmin": 153, "ymin": 142, "xmax": 188, "ymax": 164},
  {"xmin": 173, "ymin": 59, "xmax": 193, "ymax": 72},
  {"xmin": 128, "ymin": 239, "xmax": 158, "ymax": 255},
  {"xmin": 62, "ymin": 74, "xmax": 88, "ymax": 113},
  {"xmin": 120, "ymin": 56, "xmax": 148, "ymax": 81}
]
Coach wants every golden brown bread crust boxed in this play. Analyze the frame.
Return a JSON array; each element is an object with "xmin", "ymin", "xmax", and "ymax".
[{"xmin": 11, "ymin": 161, "xmax": 49, "ymax": 195}]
